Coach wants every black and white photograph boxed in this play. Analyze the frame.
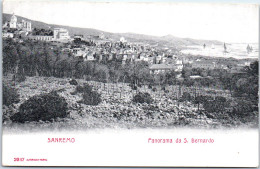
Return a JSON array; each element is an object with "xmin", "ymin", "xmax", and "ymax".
[{"xmin": 1, "ymin": 0, "xmax": 259, "ymax": 167}]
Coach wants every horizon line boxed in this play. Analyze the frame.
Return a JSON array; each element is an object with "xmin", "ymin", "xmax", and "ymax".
[{"xmin": 3, "ymin": 12, "xmax": 258, "ymax": 44}]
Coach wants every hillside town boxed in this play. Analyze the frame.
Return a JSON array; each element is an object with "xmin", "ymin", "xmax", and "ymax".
[
  {"xmin": 2, "ymin": 13, "xmax": 253, "ymax": 78},
  {"xmin": 2, "ymin": 11, "xmax": 258, "ymax": 131},
  {"xmin": 2, "ymin": 2, "xmax": 259, "ymax": 168}
]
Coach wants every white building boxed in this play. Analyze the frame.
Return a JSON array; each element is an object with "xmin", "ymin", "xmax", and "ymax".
[
  {"xmin": 72, "ymin": 48, "xmax": 85, "ymax": 57},
  {"xmin": 175, "ymin": 59, "xmax": 184, "ymax": 71},
  {"xmin": 149, "ymin": 64, "xmax": 176, "ymax": 74},
  {"xmin": 9, "ymin": 13, "xmax": 31, "ymax": 31},
  {"xmin": 29, "ymin": 35, "xmax": 53, "ymax": 41},
  {"xmin": 85, "ymin": 51, "xmax": 96, "ymax": 61},
  {"xmin": 53, "ymin": 28, "xmax": 70, "ymax": 40},
  {"xmin": 2, "ymin": 32, "xmax": 14, "ymax": 38},
  {"xmin": 99, "ymin": 33, "xmax": 105, "ymax": 39},
  {"xmin": 10, "ymin": 13, "xmax": 17, "ymax": 29},
  {"xmin": 21, "ymin": 19, "xmax": 32, "ymax": 32},
  {"xmin": 120, "ymin": 37, "xmax": 127, "ymax": 43}
]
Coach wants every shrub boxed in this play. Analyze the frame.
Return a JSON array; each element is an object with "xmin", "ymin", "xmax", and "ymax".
[
  {"xmin": 137, "ymin": 83, "xmax": 142, "ymax": 87},
  {"xmin": 132, "ymin": 85, "xmax": 137, "ymax": 90},
  {"xmin": 193, "ymin": 95, "xmax": 211, "ymax": 104},
  {"xmin": 76, "ymin": 83, "xmax": 92, "ymax": 93},
  {"xmin": 10, "ymin": 91, "xmax": 68, "ymax": 123},
  {"xmin": 75, "ymin": 83, "xmax": 102, "ymax": 105},
  {"xmin": 192, "ymin": 95, "xmax": 211, "ymax": 111},
  {"xmin": 203, "ymin": 96, "xmax": 230, "ymax": 113},
  {"xmin": 79, "ymin": 91, "xmax": 102, "ymax": 105},
  {"xmin": 69, "ymin": 79, "xmax": 78, "ymax": 85},
  {"xmin": 231, "ymin": 98, "xmax": 257, "ymax": 120},
  {"xmin": 152, "ymin": 88, "xmax": 157, "ymax": 92},
  {"xmin": 71, "ymin": 83, "xmax": 93, "ymax": 95},
  {"xmin": 59, "ymin": 80, "xmax": 67, "ymax": 85},
  {"xmin": 133, "ymin": 92, "xmax": 153, "ymax": 104},
  {"xmin": 16, "ymin": 74, "xmax": 26, "ymax": 83},
  {"xmin": 2, "ymin": 105, "xmax": 17, "ymax": 123},
  {"xmin": 12, "ymin": 74, "xmax": 26, "ymax": 83},
  {"xmin": 129, "ymin": 83, "xmax": 137, "ymax": 90},
  {"xmin": 3, "ymin": 83, "xmax": 20, "ymax": 106},
  {"xmin": 179, "ymin": 92, "xmax": 192, "ymax": 102},
  {"xmin": 148, "ymin": 84, "xmax": 153, "ymax": 89}
]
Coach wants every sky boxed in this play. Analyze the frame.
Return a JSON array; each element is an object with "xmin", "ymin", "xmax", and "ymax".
[{"xmin": 2, "ymin": 0, "xmax": 259, "ymax": 43}]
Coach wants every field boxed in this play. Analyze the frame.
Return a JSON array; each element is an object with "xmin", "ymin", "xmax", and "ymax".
[{"xmin": 2, "ymin": 75, "xmax": 253, "ymax": 132}]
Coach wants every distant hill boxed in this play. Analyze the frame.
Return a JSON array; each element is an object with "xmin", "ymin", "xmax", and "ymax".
[
  {"xmin": 161, "ymin": 34, "xmax": 222, "ymax": 46},
  {"xmin": 3, "ymin": 13, "xmax": 222, "ymax": 48},
  {"xmin": 3, "ymin": 13, "xmax": 108, "ymax": 36}
]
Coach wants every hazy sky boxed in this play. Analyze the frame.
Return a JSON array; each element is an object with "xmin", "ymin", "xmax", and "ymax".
[{"xmin": 3, "ymin": 0, "xmax": 259, "ymax": 43}]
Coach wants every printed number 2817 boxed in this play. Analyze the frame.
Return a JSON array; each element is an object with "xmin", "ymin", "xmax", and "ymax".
[{"xmin": 14, "ymin": 158, "xmax": 24, "ymax": 162}]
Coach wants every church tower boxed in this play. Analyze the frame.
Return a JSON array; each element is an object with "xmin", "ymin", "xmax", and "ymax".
[{"xmin": 10, "ymin": 13, "xmax": 17, "ymax": 29}]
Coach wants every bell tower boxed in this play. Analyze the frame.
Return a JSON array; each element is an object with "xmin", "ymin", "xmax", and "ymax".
[{"xmin": 10, "ymin": 13, "xmax": 17, "ymax": 29}]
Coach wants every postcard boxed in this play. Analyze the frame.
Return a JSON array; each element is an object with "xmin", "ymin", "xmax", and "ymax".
[{"xmin": 2, "ymin": 0, "xmax": 259, "ymax": 167}]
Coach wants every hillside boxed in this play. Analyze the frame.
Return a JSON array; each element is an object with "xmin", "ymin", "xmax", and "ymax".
[
  {"xmin": 3, "ymin": 75, "xmax": 241, "ymax": 130},
  {"xmin": 3, "ymin": 13, "xmax": 222, "ymax": 47},
  {"xmin": 162, "ymin": 35, "xmax": 222, "ymax": 46},
  {"xmin": 3, "ymin": 13, "xmax": 107, "ymax": 36}
]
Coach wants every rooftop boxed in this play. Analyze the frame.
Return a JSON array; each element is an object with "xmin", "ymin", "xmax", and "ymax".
[{"xmin": 149, "ymin": 64, "xmax": 176, "ymax": 70}]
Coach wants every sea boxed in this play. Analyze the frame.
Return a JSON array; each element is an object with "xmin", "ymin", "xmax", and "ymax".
[{"xmin": 180, "ymin": 43, "xmax": 258, "ymax": 60}]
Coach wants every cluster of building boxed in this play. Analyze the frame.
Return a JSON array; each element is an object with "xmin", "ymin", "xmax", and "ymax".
[
  {"xmin": 28, "ymin": 28, "xmax": 70, "ymax": 42},
  {"xmin": 3, "ymin": 13, "xmax": 70, "ymax": 42},
  {"xmin": 2, "ymin": 13, "xmax": 31, "ymax": 38},
  {"xmin": 3, "ymin": 13, "xmax": 32, "ymax": 31},
  {"xmin": 2, "ymin": 14, "xmax": 185, "ymax": 74},
  {"xmin": 63, "ymin": 36, "xmax": 184, "ymax": 74},
  {"xmin": 3, "ymin": 13, "xmax": 252, "ymax": 77}
]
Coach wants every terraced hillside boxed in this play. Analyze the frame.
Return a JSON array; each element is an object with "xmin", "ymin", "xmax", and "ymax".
[{"xmin": 3, "ymin": 75, "xmax": 255, "ymax": 132}]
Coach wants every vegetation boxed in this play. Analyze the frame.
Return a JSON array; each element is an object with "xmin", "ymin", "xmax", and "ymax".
[
  {"xmin": 2, "ymin": 38, "xmax": 258, "ymax": 128},
  {"xmin": 1, "ymin": 74, "xmax": 258, "ymax": 129},
  {"xmin": 13, "ymin": 73, "xmax": 26, "ymax": 83},
  {"xmin": 3, "ymin": 83, "xmax": 20, "ymax": 106},
  {"xmin": 75, "ymin": 83, "xmax": 93, "ymax": 93},
  {"xmin": 133, "ymin": 92, "xmax": 153, "ymax": 104},
  {"xmin": 32, "ymin": 28, "xmax": 53, "ymax": 36},
  {"xmin": 10, "ymin": 91, "xmax": 68, "ymax": 123},
  {"xmin": 2, "ymin": 39, "xmax": 152, "ymax": 85},
  {"xmin": 75, "ymin": 83, "xmax": 102, "ymax": 105},
  {"xmin": 80, "ymin": 91, "xmax": 102, "ymax": 106},
  {"xmin": 179, "ymin": 92, "xmax": 192, "ymax": 102},
  {"xmin": 69, "ymin": 79, "xmax": 78, "ymax": 85}
]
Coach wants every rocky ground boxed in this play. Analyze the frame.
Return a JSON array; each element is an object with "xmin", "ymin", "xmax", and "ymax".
[{"xmin": 2, "ymin": 76, "xmax": 250, "ymax": 132}]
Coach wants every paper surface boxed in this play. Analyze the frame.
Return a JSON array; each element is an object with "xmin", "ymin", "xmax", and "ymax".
[{"xmin": 2, "ymin": 1, "xmax": 259, "ymax": 167}]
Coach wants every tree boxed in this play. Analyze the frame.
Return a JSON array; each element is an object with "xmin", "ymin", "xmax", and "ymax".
[
  {"xmin": 203, "ymin": 96, "xmax": 230, "ymax": 113},
  {"xmin": 94, "ymin": 64, "xmax": 110, "ymax": 82},
  {"xmin": 181, "ymin": 68, "xmax": 192, "ymax": 78},
  {"xmin": 165, "ymin": 70, "xmax": 177, "ymax": 85},
  {"xmin": 133, "ymin": 92, "xmax": 153, "ymax": 104},
  {"xmin": 136, "ymin": 67, "xmax": 152, "ymax": 85},
  {"xmin": 193, "ymin": 95, "xmax": 207, "ymax": 111},
  {"xmin": 179, "ymin": 92, "xmax": 193, "ymax": 102},
  {"xmin": 245, "ymin": 61, "xmax": 258, "ymax": 76},
  {"xmin": 3, "ymin": 83, "xmax": 20, "ymax": 106},
  {"xmin": 11, "ymin": 91, "xmax": 68, "ymax": 123},
  {"xmin": 76, "ymin": 84, "xmax": 102, "ymax": 106}
]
